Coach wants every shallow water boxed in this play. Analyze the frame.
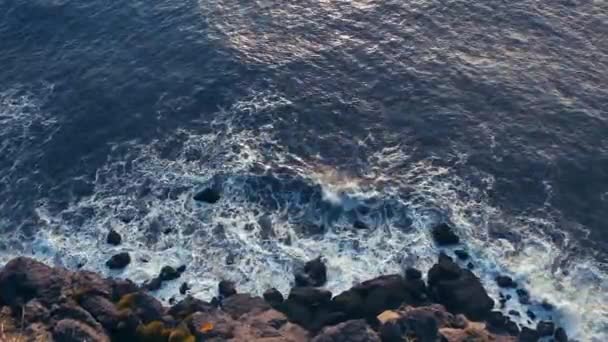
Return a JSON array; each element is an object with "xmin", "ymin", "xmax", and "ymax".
[{"xmin": 1, "ymin": 0, "xmax": 607, "ymax": 340}]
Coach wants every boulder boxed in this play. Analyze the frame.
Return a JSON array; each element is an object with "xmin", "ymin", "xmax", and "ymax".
[
  {"xmin": 454, "ymin": 250, "xmax": 469, "ymax": 260},
  {"xmin": 116, "ymin": 292, "xmax": 164, "ymax": 323},
  {"xmin": 263, "ymin": 288, "xmax": 284, "ymax": 307},
  {"xmin": 51, "ymin": 303, "xmax": 105, "ymax": 332},
  {"xmin": 219, "ymin": 280, "xmax": 237, "ymax": 298},
  {"xmin": 193, "ymin": 188, "xmax": 220, "ymax": 203},
  {"xmin": 111, "ymin": 279, "xmax": 139, "ymax": 301},
  {"xmin": 189, "ymin": 310, "xmax": 236, "ymax": 340},
  {"xmin": 106, "ymin": 230, "xmax": 122, "ymax": 245},
  {"xmin": 22, "ymin": 299, "xmax": 50, "ymax": 323},
  {"xmin": 168, "ymin": 295, "xmax": 214, "ymax": 320},
  {"xmin": 312, "ymin": 320, "xmax": 381, "ymax": 342},
  {"xmin": 353, "ymin": 220, "xmax": 368, "ymax": 230},
  {"xmin": 495, "ymin": 275, "xmax": 516, "ymax": 288},
  {"xmin": 295, "ymin": 257, "xmax": 327, "ymax": 287},
  {"xmin": 554, "ymin": 327, "xmax": 568, "ymax": 342},
  {"xmin": 52, "ymin": 319, "xmax": 110, "ymax": 342},
  {"xmin": 179, "ymin": 282, "xmax": 190, "ymax": 295},
  {"xmin": 221, "ymin": 294, "xmax": 271, "ymax": 319},
  {"xmin": 519, "ymin": 327, "xmax": 540, "ymax": 342},
  {"xmin": 79, "ymin": 295, "xmax": 122, "ymax": 331},
  {"xmin": 431, "ymin": 223, "xmax": 460, "ymax": 245},
  {"xmin": 288, "ymin": 287, "xmax": 332, "ymax": 306},
  {"xmin": 0, "ymin": 257, "xmax": 66, "ymax": 307},
  {"xmin": 427, "ymin": 254, "xmax": 494, "ymax": 320},
  {"xmin": 405, "ymin": 268, "xmax": 422, "ymax": 281},
  {"xmin": 232, "ymin": 309, "xmax": 309, "ymax": 341},
  {"xmin": 105, "ymin": 252, "xmax": 131, "ymax": 269},
  {"xmin": 159, "ymin": 266, "xmax": 182, "ymax": 281},
  {"xmin": 536, "ymin": 321, "xmax": 555, "ymax": 337},
  {"xmin": 516, "ymin": 288, "xmax": 531, "ymax": 305}
]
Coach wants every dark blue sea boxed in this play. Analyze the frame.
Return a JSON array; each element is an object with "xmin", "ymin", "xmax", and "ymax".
[{"xmin": 1, "ymin": 0, "xmax": 607, "ymax": 339}]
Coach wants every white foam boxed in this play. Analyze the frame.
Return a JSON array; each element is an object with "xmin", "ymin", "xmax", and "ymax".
[{"xmin": 0, "ymin": 89, "xmax": 605, "ymax": 341}]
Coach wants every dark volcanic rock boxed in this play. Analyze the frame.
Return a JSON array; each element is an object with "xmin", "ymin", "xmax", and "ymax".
[
  {"xmin": 288, "ymin": 287, "xmax": 332, "ymax": 306},
  {"xmin": 117, "ymin": 292, "xmax": 164, "ymax": 323},
  {"xmin": 536, "ymin": 321, "xmax": 555, "ymax": 337},
  {"xmin": 179, "ymin": 282, "xmax": 190, "ymax": 295},
  {"xmin": 193, "ymin": 187, "xmax": 220, "ymax": 203},
  {"xmin": 427, "ymin": 253, "xmax": 494, "ymax": 320},
  {"xmin": 519, "ymin": 326, "xmax": 540, "ymax": 342},
  {"xmin": 405, "ymin": 267, "xmax": 422, "ymax": 280},
  {"xmin": 353, "ymin": 220, "xmax": 368, "ymax": 230},
  {"xmin": 495, "ymin": 275, "xmax": 517, "ymax": 288},
  {"xmin": 295, "ymin": 256, "xmax": 327, "ymax": 287},
  {"xmin": 454, "ymin": 249, "xmax": 469, "ymax": 260},
  {"xmin": 0, "ymin": 257, "xmax": 66, "ymax": 307},
  {"xmin": 106, "ymin": 230, "xmax": 122, "ymax": 245},
  {"xmin": 312, "ymin": 319, "xmax": 381, "ymax": 342},
  {"xmin": 517, "ymin": 288, "xmax": 531, "ymax": 305},
  {"xmin": 53, "ymin": 319, "xmax": 110, "ymax": 342},
  {"xmin": 264, "ymin": 288, "xmax": 284, "ymax": 307},
  {"xmin": 168, "ymin": 295, "xmax": 215, "ymax": 319},
  {"xmin": 219, "ymin": 280, "xmax": 237, "ymax": 298},
  {"xmin": 105, "ymin": 252, "xmax": 130, "ymax": 269},
  {"xmin": 222, "ymin": 294, "xmax": 271, "ymax": 319},
  {"xmin": 431, "ymin": 223, "xmax": 460, "ymax": 245},
  {"xmin": 554, "ymin": 327, "xmax": 568, "ymax": 342},
  {"xmin": 159, "ymin": 265, "xmax": 182, "ymax": 281}
]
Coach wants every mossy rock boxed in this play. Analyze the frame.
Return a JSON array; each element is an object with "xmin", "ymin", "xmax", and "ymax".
[
  {"xmin": 117, "ymin": 293, "xmax": 138, "ymax": 310},
  {"xmin": 135, "ymin": 321, "xmax": 171, "ymax": 342},
  {"xmin": 168, "ymin": 323, "xmax": 195, "ymax": 342}
]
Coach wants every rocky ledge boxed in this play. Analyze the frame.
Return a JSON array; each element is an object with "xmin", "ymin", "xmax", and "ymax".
[{"xmin": 0, "ymin": 254, "xmax": 568, "ymax": 342}]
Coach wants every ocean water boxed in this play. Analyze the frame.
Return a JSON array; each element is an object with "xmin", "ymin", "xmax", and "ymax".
[{"xmin": 1, "ymin": 0, "xmax": 607, "ymax": 340}]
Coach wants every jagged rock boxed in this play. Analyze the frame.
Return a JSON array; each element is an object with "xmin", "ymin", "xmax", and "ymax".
[
  {"xmin": 312, "ymin": 319, "xmax": 381, "ymax": 342},
  {"xmin": 222, "ymin": 294, "xmax": 271, "ymax": 319},
  {"xmin": 431, "ymin": 223, "xmax": 460, "ymax": 245},
  {"xmin": 536, "ymin": 321, "xmax": 555, "ymax": 337},
  {"xmin": 427, "ymin": 253, "xmax": 494, "ymax": 320},
  {"xmin": 519, "ymin": 327, "xmax": 540, "ymax": 341},
  {"xmin": 53, "ymin": 319, "xmax": 110, "ymax": 342},
  {"xmin": 263, "ymin": 288, "xmax": 285, "ymax": 307},
  {"xmin": 106, "ymin": 230, "xmax": 122, "ymax": 245},
  {"xmin": 554, "ymin": 327, "xmax": 568, "ymax": 342},
  {"xmin": 219, "ymin": 280, "xmax": 237, "ymax": 298},
  {"xmin": 168, "ymin": 295, "xmax": 214, "ymax": 319},
  {"xmin": 193, "ymin": 187, "xmax": 220, "ymax": 203},
  {"xmin": 179, "ymin": 282, "xmax": 190, "ymax": 295},
  {"xmin": 405, "ymin": 267, "xmax": 422, "ymax": 280},
  {"xmin": 105, "ymin": 252, "xmax": 131, "ymax": 269},
  {"xmin": 454, "ymin": 250, "xmax": 469, "ymax": 260},
  {"xmin": 495, "ymin": 275, "xmax": 517, "ymax": 288},
  {"xmin": 116, "ymin": 292, "xmax": 164, "ymax": 323},
  {"xmin": 516, "ymin": 288, "xmax": 531, "ymax": 305},
  {"xmin": 79, "ymin": 295, "xmax": 122, "ymax": 331},
  {"xmin": 0, "ymin": 257, "xmax": 67, "ymax": 307},
  {"xmin": 295, "ymin": 256, "xmax": 327, "ymax": 287}
]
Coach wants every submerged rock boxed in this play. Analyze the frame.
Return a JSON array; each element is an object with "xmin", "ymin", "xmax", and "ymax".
[
  {"xmin": 193, "ymin": 187, "xmax": 220, "ymax": 203},
  {"xmin": 431, "ymin": 223, "xmax": 460, "ymax": 245},
  {"xmin": 454, "ymin": 249, "xmax": 469, "ymax": 260},
  {"xmin": 495, "ymin": 275, "xmax": 517, "ymax": 288},
  {"xmin": 105, "ymin": 252, "xmax": 130, "ymax": 269},
  {"xmin": 554, "ymin": 327, "xmax": 568, "ymax": 342}
]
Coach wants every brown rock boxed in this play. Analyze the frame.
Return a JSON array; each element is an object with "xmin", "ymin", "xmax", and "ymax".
[
  {"xmin": 0, "ymin": 257, "xmax": 67, "ymax": 307},
  {"xmin": 221, "ymin": 294, "xmax": 271, "ymax": 319},
  {"xmin": 168, "ymin": 295, "xmax": 215, "ymax": 320},
  {"xmin": 53, "ymin": 319, "xmax": 110, "ymax": 342},
  {"xmin": 116, "ymin": 292, "xmax": 164, "ymax": 323},
  {"xmin": 79, "ymin": 295, "xmax": 122, "ymax": 331},
  {"xmin": 312, "ymin": 320, "xmax": 381, "ymax": 342}
]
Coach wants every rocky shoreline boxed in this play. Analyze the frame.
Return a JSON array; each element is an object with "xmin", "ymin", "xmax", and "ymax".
[{"xmin": 0, "ymin": 238, "xmax": 570, "ymax": 342}]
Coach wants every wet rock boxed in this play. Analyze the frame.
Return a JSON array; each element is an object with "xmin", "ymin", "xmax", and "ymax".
[
  {"xmin": 495, "ymin": 275, "xmax": 517, "ymax": 288},
  {"xmin": 288, "ymin": 287, "xmax": 332, "ymax": 306},
  {"xmin": 431, "ymin": 223, "xmax": 460, "ymax": 245},
  {"xmin": 508, "ymin": 310, "xmax": 520, "ymax": 317},
  {"xmin": 168, "ymin": 295, "xmax": 214, "ymax": 319},
  {"xmin": 295, "ymin": 256, "xmax": 327, "ymax": 287},
  {"xmin": 454, "ymin": 250, "xmax": 469, "ymax": 260},
  {"xmin": 105, "ymin": 252, "xmax": 131, "ymax": 269},
  {"xmin": 53, "ymin": 319, "xmax": 110, "ymax": 342},
  {"xmin": 263, "ymin": 288, "xmax": 284, "ymax": 307},
  {"xmin": 467, "ymin": 262, "xmax": 474, "ymax": 269},
  {"xmin": 519, "ymin": 327, "xmax": 540, "ymax": 342},
  {"xmin": 427, "ymin": 253, "xmax": 494, "ymax": 320},
  {"xmin": 536, "ymin": 321, "xmax": 555, "ymax": 337},
  {"xmin": 353, "ymin": 220, "xmax": 368, "ymax": 230},
  {"xmin": 517, "ymin": 288, "xmax": 531, "ymax": 305},
  {"xmin": 312, "ymin": 319, "xmax": 381, "ymax": 342},
  {"xmin": 219, "ymin": 280, "xmax": 237, "ymax": 298},
  {"xmin": 79, "ymin": 295, "xmax": 122, "ymax": 331},
  {"xmin": 526, "ymin": 309, "xmax": 536, "ymax": 320},
  {"xmin": 222, "ymin": 294, "xmax": 271, "ymax": 319},
  {"xmin": 193, "ymin": 187, "xmax": 220, "ymax": 203},
  {"xmin": 554, "ymin": 327, "xmax": 568, "ymax": 342},
  {"xmin": 116, "ymin": 292, "xmax": 164, "ymax": 323},
  {"xmin": 258, "ymin": 214, "xmax": 275, "ymax": 239},
  {"xmin": 106, "ymin": 230, "xmax": 122, "ymax": 245},
  {"xmin": 159, "ymin": 265, "xmax": 182, "ymax": 281},
  {"xmin": 179, "ymin": 282, "xmax": 190, "ymax": 295},
  {"xmin": 143, "ymin": 277, "xmax": 162, "ymax": 291},
  {"xmin": 405, "ymin": 267, "xmax": 422, "ymax": 280},
  {"xmin": 0, "ymin": 257, "xmax": 66, "ymax": 307}
]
